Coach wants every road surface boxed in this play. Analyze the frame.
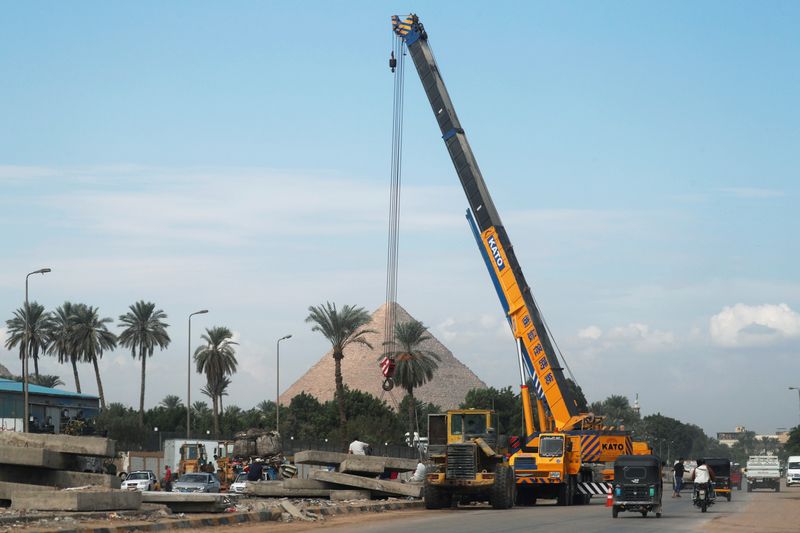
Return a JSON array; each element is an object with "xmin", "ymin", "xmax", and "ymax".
[{"xmin": 216, "ymin": 484, "xmax": 800, "ymax": 533}]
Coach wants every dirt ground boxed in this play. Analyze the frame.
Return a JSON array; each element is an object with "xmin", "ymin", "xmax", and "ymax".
[
  {"xmin": 704, "ymin": 489, "xmax": 800, "ymax": 532},
  {"xmin": 190, "ymin": 509, "xmax": 429, "ymax": 533}
]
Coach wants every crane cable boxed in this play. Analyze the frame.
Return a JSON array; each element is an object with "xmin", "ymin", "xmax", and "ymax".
[{"xmin": 381, "ymin": 33, "xmax": 406, "ymax": 393}]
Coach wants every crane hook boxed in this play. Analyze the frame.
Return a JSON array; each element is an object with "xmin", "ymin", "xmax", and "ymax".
[{"xmin": 389, "ymin": 51, "xmax": 397, "ymax": 73}]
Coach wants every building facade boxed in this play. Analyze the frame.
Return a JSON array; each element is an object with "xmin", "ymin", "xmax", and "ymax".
[{"xmin": 0, "ymin": 378, "xmax": 100, "ymax": 433}]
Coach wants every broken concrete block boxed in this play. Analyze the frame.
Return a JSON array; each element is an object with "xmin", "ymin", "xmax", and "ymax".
[
  {"xmin": 0, "ymin": 481, "xmax": 55, "ymax": 503},
  {"xmin": 11, "ymin": 489, "xmax": 141, "ymax": 511},
  {"xmin": 0, "ymin": 445, "xmax": 70, "ymax": 469},
  {"xmin": 330, "ymin": 489, "xmax": 371, "ymax": 501},
  {"xmin": 310, "ymin": 470, "xmax": 422, "ymax": 498},
  {"xmin": 0, "ymin": 465, "xmax": 121, "ymax": 489},
  {"xmin": 246, "ymin": 481, "xmax": 331, "ymax": 498},
  {"xmin": 140, "ymin": 491, "xmax": 232, "ymax": 513},
  {"xmin": 294, "ymin": 450, "xmax": 417, "ymax": 472},
  {"xmin": 0, "ymin": 432, "xmax": 115, "ymax": 457},
  {"xmin": 339, "ymin": 457, "xmax": 385, "ymax": 475}
]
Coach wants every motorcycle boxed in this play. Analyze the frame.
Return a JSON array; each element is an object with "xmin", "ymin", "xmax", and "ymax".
[{"xmin": 693, "ymin": 482, "xmax": 715, "ymax": 512}]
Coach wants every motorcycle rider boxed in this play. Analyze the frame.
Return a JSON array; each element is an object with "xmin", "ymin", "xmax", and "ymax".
[{"xmin": 692, "ymin": 458, "xmax": 716, "ymax": 502}]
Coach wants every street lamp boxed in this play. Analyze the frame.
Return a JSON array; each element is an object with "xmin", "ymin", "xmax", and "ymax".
[
  {"xmin": 154, "ymin": 427, "xmax": 161, "ymax": 451},
  {"xmin": 23, "ymin": 267, "xmax": 51, "ymax": 433},
  {"xmin": 276, "ymin": 334, "xmax": 292, "ymax": 432},
  {"xmin": 789, "ymin": 387, "xmax": 800, "ymax": 427},
  {"xmin": 187, "ymin": 310, "xmax": 209, "ymax": 439}
]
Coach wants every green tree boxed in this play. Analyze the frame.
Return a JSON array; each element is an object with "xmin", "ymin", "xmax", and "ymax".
[
  {"xmin": 784, "ymin": 427, "xmax": 800, "ymax": 457},
  {"xmin": 47, "ymin": 302, "xmax": 82, "ymax": 393},
  {"xmin": 28, "ymin": 374, "xmax": 64, "ymax": 388},
  {"xmin": 383, "ymin": 320, "xmax": 441, "ymax": 436},
  {"xmin": 194, "ymin": 326, "xmax": 238, "ymax": 438},
  {"xmin": 118, "ymin": 301, "xmax": 171, "ymax": 425},
  {"xmin": 160, "ymin": 395, "xmax": 184, "ymax": 410},
  {"xmin": 306, "ymin": 302, "xmax": 375, "ymax": 447},
  {"xmin": 5, "ymin": 301, "xmax": 53, "ymax": 378},
  {"xmin": 461, "ymin": 386, "xmax": 521, "ymax": 435},
  {"xmin": 590, "ymin": 395, "xmax": 641, "ymax": 429},
  {"xmin": 72, "ymin": 304, "xmax": 116, "ymax": 409},
  {"xmin": 397, "ymin": 395, "xmax": 441, "ymax": 438}
]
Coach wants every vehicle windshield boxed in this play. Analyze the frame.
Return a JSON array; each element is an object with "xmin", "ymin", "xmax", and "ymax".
[
  {"xmin": 179, "ymin": 474, "xmax": 208, "ymax": 483},
  {"xmin": 789, "ymin": 462, "xmax": 800, "ymax": 470},
  {"xmin": 539, "ymin": 437, "xmax": 564, "ymax": 457},
  {"xmin": 127, "ymin": 473, "xmax": 149, "ymax": 480},
  {"xmin": 451, "ymin": 414, "xmax": 487, "ymax": 435},
  {"xmin": 235, "ymin": 473, "xmax": 247, "ymax": 482}
]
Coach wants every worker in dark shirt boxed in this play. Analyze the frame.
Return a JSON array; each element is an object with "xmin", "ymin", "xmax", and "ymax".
[
  {"xmin": 673, "ymin": 458, "xmax": 686, "ymax": 497},
  {"xmin": 247, "ymin": 458, "xmax": 264, "ymax": 481}
]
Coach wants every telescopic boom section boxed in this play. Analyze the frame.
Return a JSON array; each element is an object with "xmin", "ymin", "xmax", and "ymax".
[{"xmin": 393, "ymin": 14, "xmax": 586, "ymax": 431}]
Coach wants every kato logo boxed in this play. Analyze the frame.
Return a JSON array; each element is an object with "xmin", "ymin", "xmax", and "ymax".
[
  {"xmin": 486, "ymin": 235, "xmax": 505, "ymax": 270},
  {"xmin": 602, "ymin": 443, "xmax": 625, "ymax": 451}
]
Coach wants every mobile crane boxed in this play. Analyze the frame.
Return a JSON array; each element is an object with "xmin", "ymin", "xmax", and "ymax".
[{"xmin": 392, "ymin": 14, "xmax": 642, "ymax": 506}]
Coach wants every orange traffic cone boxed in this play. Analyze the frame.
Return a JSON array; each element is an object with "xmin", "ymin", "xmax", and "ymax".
[{"xmin": 606, "ymin": 487, "xmax": 613, "ymax": 507}]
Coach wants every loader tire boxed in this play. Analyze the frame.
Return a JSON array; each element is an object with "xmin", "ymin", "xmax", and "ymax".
[
  {"xmin": 424, "ymin": 482, "xmax": 451, "ymax": 509},
  {"xmin": 490, "ymin": 465, "xmax": 515, "ymax": 509}
]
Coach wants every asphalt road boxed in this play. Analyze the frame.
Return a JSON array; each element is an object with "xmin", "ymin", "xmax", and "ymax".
[{"xmin": 318, "ymin": 488, "xmax": 749, "ymax": 533}]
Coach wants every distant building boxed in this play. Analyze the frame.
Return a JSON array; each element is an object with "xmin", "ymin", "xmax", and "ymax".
[
  {"xmin": 0, "ymin": 378, "xmax": 100, "ymax": 433},
  {"xmin": 717, "ymin": 425, "xmax": 790, "ymax": 447}
]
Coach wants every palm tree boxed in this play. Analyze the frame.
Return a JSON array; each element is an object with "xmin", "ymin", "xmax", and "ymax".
[
  {"xmin": 29, "ymin": 374, "xmax": 65, "ymax": 388},
  {"xmin": 160, "ymin": 395, "xmax": 184, "ymax": 410},
  {"xmin": 72, "ymin": 304, "xmax": 116, "ymax": 410},
  {"xmin": 5, "ymin": 302, "xmax": 53, "ymax": 379},
  {"xmin": 382, "ymin": 320, "xmax": 441, "ymax": 436},
  {"xmin": 118, "ymin": 301, "xmax": 171, "ymax": 424},
  {"xmin": 306, "ymin": 302, "xmax": 375, "ymax": 445},
  {"xmin": 194, "ymin": 327, "xmax": 238, "ymax": 437},
  {"xmin": 47, "ymin": 302, "xmax": 82, "ymax": 393}
]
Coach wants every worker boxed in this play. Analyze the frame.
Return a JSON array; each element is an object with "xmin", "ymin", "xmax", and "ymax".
[
  {"xmin": 164, "ymin": 465, "xmax": 173, "ymax": 492},
  {"xmin": 409, "ymin": 460, "xmax": 427, "ymax": 483},
  {"xmin": 673, "ymin": 458, "xmax": 685, "ymax": 497},
  {"xmin": 247, "ymin": 458, "xmax": 264, "ymax": 481},
  {"xmin": 348, "ymin": 436, "xmax": 371, "ymax": 455}
]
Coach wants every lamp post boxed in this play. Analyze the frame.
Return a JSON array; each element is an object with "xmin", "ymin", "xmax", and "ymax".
[
  {"xmin": 789, "ymin": 387, "xmax": 800, "ymax": 427},
  {"xmin": 187, "ymin": 310, "xmax": 209, "ymax": 439},
  {"xmin": 154, "ymin": 427, "xmax": 161, "ymax": 451},
  {"xmin": 276, "ymin": 335, "xmax": 292, "ymax": 433},
  {"xmin": 23, "ymin": 267, "xmax": 51, "ymax": 433}
]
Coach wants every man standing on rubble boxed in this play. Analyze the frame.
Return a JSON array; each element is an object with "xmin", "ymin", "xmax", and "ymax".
[
  {"xmin": 247, "ymin": 458, "xmax": 264, "ymax": 481},
  {"xmin": 348, "ymin": 436, "xmax": 371, "ymax": 455}
]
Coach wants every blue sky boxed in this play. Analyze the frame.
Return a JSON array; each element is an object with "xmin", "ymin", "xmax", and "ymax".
[{"xmin": 1, "ymin": 1, "xmax": 798, "ymax": 436}]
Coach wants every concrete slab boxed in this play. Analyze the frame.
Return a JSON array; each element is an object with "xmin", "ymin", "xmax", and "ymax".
[
  {"xmin": 0, "ymin": 465, "xmax": 121, "ymax": 489},
  {"xmin": 0, "ymin": 481, "xmax": 55, "ymax": 503},
  {"xmin": 310, "ymin": 470, "xmax": 422, "ymax": 498},
  {"xmin": 11, "ymin": 489, "xmax": 141, "ymax": 511},
  {"xmin": 246, "ymin": 481, "xmax": 331, "ymax": 498},
  {"xmin": 281, "ymin": 500, "xmax": 311, "ymax": 521},
  {"xmin": 294, "ymin": 450, "xmax": 417, "ymax": 472},
  {"xmin": 0, "ymin": 445, "xmax": 70, "ymax": 469},
  {"xmin": 330, "ymin": 490, "xmax": 371, "ymax": 501},
  {"xmin": 282, "ymin": 478, "xmax": 336, "ymax": 490},
  {"xmin": 0, "ymin": 432, "xmax": 115, "ymax": 457},
  {"xmin": 140, "ymin": 491, "xmax": 233, "ymax": 513},
  {"xmin": 339, "ymin": 458, "xmax": 384, "ymax": 475}
]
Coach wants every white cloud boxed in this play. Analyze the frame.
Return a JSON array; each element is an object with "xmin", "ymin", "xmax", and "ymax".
[
  {"xmin": 709, "ymin": 303, "xmax": 800, "ymax": 347},
  {"xmin": 578, "ymin": 325, "xmax": 602, "ymax": 340},
  {"xmin": 719, "ymin": 187, "xmax": 784, "ymax": 199}
]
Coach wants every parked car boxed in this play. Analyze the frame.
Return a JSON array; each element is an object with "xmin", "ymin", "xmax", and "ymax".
[
  {"xmin": 229, "ymin": 472, "xmax": 248, "ymax": 494},
  {"xmin": 121, "ymin": 470, "xmax": 159, "ymax": 491},
  {"xmin": 173, "ymin": 472, "xmax": 221, "ymax": 493}
]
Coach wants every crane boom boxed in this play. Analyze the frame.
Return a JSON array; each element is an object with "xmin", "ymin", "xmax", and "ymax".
[{"xmin": 392, "ymin": 14, "xmax": 586, "ymax": 431}]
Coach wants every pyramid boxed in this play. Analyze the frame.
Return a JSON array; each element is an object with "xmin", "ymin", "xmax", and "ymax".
[
  {"xmin": 0, "ymin": 362, "xmax": 11, "ymax": 379},
  {"xmin": 281, "ymin": 303, "xmax": 487, "ymax": 410}
]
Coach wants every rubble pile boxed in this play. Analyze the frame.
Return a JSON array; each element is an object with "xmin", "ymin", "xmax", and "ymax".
[
  {"xmin": 0, "ymin": 432, "xmax": 140, "ymax": 512},
  {"xmin": 246, "ymin": 450, "xmax": 422, "ymax": 500}
]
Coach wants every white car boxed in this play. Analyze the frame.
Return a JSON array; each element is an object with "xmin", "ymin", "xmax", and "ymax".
[
  {"xmin": 229, "ymin": 472, "xmax": 248, "ymax": 494},
  {"xmin": 122, "ymin": 470, "xmax": 159, "ymax": 491}
]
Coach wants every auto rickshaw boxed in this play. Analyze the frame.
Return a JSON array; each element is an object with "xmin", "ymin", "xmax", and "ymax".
[
  {"xmin": 703, "ymin": 457, "xmax": 732, "ymax": 501},
  {"xmin": 611, "ymin": 454, "xmax": 663, "ymax": 519}
]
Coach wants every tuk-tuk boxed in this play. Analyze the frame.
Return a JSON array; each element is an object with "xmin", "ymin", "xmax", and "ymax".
[
  {"xmin": 731, "ymin": 463, "xmax": 742, "ymax": 490},
  {"xmin": 612, "ymin": 455, "xmax": 663, "ymax": 519},
  {"xmin": 703, "ymin": 457, "xmax": 732, "ymax": 501}
]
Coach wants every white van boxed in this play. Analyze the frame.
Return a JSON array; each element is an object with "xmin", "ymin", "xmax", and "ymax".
[{"xmin": 786, "ymin": 456, "xmax": 800, "ymax": 486}]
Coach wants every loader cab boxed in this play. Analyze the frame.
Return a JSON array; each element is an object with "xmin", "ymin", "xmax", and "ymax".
[{"xmin": 448, "ymin": 410, "xmax": 494, "ymax": 443}]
